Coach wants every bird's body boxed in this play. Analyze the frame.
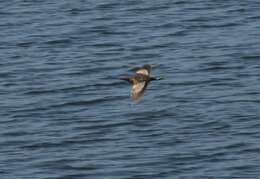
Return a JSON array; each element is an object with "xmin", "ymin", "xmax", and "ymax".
[{"xmin": 120, "ymin": 64, "xmax": 162, "ymax": 101}]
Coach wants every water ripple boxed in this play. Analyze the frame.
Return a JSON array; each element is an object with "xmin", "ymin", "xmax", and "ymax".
[{"xmin": 1, "ymin": 0, "xmax": 260, "ymax": 178}]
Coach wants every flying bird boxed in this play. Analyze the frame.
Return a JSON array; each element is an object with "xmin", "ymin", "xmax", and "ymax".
[{"xmin": 120, "ymin": 64, "xmax": 162, "ymax": 101}]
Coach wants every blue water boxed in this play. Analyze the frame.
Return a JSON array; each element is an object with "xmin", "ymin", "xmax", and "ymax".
[{"xmin": 1, "ymin": 1, "xmax": 260, "ymax": 178}]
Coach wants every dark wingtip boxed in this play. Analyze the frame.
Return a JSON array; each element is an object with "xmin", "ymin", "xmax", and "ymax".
[
  {"xmin": 150, "ymin": 76, "xmax": 164, "ymax": 81},
  {"xmin": 156, "ymin": 77, "xmax": 164, "ymax": 80},
  {"xmin": 119, "ymin": 76, "xmax": 127, "ymax": 80}
]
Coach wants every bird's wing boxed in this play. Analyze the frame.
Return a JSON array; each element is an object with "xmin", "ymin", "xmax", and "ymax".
[
  {"xmin": 119, "ymin": 76, "xmax": 133, "ymax": 84},
  {"xmin": 130, "ymin": 81, "xmax": 148, "ymax": 101},
  {"xmin": 135, "ymin": 65, "xmax": 151, "ymax": 76}
]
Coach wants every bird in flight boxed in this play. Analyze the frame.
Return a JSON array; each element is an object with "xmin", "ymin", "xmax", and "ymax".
[{"xmin": 120, "ymin": 64, "xmax": 162, "ymax": 101}]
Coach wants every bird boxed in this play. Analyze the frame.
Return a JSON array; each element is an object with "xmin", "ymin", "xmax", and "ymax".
[{"xmin": 120, "ymin": 64, "xmax": 162, "ymax": 101}]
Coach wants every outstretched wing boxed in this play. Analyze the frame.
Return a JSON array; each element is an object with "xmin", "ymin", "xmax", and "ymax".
[
  {"xmin": 136, "ymin": 64, "xmax": 151, "ymax": 76},
  {"xmin": 130, "ymin": 81, "xmax": 148, "ymax": 101}
]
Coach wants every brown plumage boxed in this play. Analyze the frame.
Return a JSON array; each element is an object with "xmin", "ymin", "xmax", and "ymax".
[{"xmin": 120, "ymin": 64, "xmax": 162, "ymax": 101}]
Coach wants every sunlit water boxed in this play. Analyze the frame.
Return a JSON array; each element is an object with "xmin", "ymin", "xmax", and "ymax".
[{"xmin": 1, "ymin": 1, "xmax": 260, "ymax": 178}]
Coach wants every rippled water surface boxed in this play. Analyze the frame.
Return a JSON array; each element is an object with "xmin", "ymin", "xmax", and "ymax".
[{"xmin": 1, "ymin": 1, "xmax": 260, "ymax": 178}]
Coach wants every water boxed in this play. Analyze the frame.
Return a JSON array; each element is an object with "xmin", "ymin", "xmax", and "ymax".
[{"xmin": 1, "ymin": 0, "xmax": 260, "ymax": 178}]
